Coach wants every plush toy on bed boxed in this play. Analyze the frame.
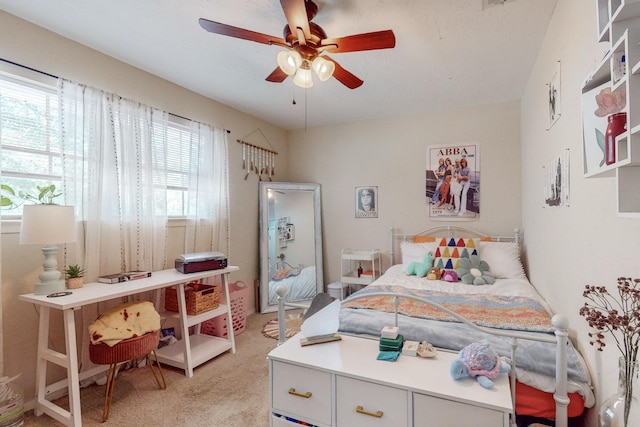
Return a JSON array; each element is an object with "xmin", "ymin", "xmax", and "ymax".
[
  {"xmin": 456, "ymin": 255, "xmax": 495, "ymax": 285},
  {"xmin": 441, "ymin": 270, "xmax": 458, "ymax": 282},
  {"xmin": 426, "ymin": 267, "xmax": 441, "ymax": 280},
  {"xmin": 450, "ymin": 341, "xmax": 510, "ymax": 389},
  {"xmin": 406, "ymin": 251, "xmax": 433, "ymax": 278}
]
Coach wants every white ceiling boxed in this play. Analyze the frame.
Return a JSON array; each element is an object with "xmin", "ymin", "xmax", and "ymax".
[{"xmin": 0, "ymin": 0, "xmax": 557, "ymax": 130}]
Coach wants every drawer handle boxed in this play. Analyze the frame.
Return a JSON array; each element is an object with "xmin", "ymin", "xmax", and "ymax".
[
  {"xmin": 356, "ymin": 405, "xmax": 383, "ymax": 418},
  {"xmin": 288, "ymin": 387, "xmax": 312, "ymax": 398}
]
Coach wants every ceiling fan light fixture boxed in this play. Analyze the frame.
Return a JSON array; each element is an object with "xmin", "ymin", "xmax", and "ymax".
[
  {"xmin": 311, "ymin": 56, "xmax": 335, "ymax": 81},
  {"xmin": 293, "ymin": 67, "xmax": 314, "ymax": 88},
  {"xmin": 277, "ymin": 50, "xmax": 302, "ymax": 76}
]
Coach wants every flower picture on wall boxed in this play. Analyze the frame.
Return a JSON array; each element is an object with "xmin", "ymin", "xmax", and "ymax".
[
  {"xmin": 427, "ymin": 143, "xmax": 480, "ymax": 221},
  {"xmin": 355, "ymin": 186, "xmax": 378, "ymax": 218}
]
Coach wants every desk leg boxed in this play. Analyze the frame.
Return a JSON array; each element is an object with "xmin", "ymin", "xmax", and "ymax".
[
  {"xmin": 63, "ymin": 308, "xmax": 82, "ymax": 427},
  {"xmin": 222, "ymin": 274, "xmax": 236, "ymax": 354},
  {"xmin": 176, "ymin": 282, "xmax": 194, "ymax": 377},
  {"xmin": 33, "ymin": 307, "xmax": 82, "ymax": 427},
  {"xmin": 34, "ymin": 306, "xmax": 51, "ymax": 417}
]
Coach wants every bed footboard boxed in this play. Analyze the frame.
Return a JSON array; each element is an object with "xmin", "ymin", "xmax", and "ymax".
[{"xmin": 275, "ymin": 288, "xmax": 570, "ymax": 427}]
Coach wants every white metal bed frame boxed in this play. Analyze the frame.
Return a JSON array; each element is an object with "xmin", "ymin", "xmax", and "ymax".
[{"xmin": 276, "ymin": 226, "xmax": 571, "ymax": 427}]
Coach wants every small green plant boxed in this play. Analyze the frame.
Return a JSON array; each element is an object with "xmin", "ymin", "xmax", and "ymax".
[
  {"xmin": 0, "ymin": 184, "xmax": 19, "ymax": 209},
  {"xmin": 20, "ymin": 184, "xmax": 62, "ymax": 205},
  {"xmin": 1, "ymin": 183, "xmax": 63, "ymax": 209},
  {"xmin": 65, "ymin": 264, "xmax": 85, "ymax": 278}
]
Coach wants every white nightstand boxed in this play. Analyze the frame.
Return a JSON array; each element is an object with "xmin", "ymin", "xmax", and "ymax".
[{"xmin": 340, "ymin": 248, "xmax": 381, "ymax": 293}]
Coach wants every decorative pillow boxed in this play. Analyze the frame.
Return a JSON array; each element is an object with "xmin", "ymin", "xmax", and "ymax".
[
  {"xmin": 457, "ymin": 255, "xmax": 496, "ymax": 285},
  {"xmin": 478, "ymin": 241, "xmax": 526, "ymax": 279},
  {"xmin": 400, "ymin": 241, "xmax": 438, "ymax": 265},
  {"xmin": 433, "ymin": 237, "xmax": 480, "ymax": 271}
]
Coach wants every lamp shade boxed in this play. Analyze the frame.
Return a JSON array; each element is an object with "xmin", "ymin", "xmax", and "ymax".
[
  {"xmin": 20, "ymin": 204, "xmax": 76, "ymax": 245},
  {"xmin": 277, "ymin": 50, "xmax": 302, "ymax": 76},
  {"xmin": 293, "ymin": 67, "xmax": 314, "ymax": 88},
  {"xmin": 311, "ymin": 56, "xmax": 335, "ymax": 81}
]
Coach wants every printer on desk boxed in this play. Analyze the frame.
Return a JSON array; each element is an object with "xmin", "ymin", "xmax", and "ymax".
[{"xmin": 175, "ymin": 252, "xmax": 227, "ymax": 273}]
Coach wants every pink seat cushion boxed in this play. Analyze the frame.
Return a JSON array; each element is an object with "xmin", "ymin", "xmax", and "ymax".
[{"xmin": 90, "ymin": 330, "xmax": 160, "ymax": 365}]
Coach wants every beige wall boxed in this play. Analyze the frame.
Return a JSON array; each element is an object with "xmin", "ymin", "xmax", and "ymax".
[
  {"xmin": 286, "ymin": 103, "xmax": 523, "ymax": 285},
  {"xmin": 521, "ymin": 0, "xmax": 640, "ymax": 416},
  {"xmin": 4, "ymin": 1, "xmax": 638, "ymax": 420},
  {"xmin": 0, "ymin": 10, "xmax": 288, "ymax": 404}
]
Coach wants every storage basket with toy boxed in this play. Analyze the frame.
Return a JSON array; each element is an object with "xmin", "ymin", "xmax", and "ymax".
[
  {"xmin": 165, "ymin": 281, "xmax": 219, "ymax": 315},
  {"xmin": 201, "ymin": 281, "xmax": 249, "ymax": 337}
]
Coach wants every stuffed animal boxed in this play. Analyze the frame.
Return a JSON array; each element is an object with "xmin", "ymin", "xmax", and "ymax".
[
  {"xmin": 441, "ymin": 270, "xmax": 458, "ymax": 282},
  {"xmin": 450, "ymin": 341, "xmax": 511, "ymax": 389},
  {"xmin": 426, "ymin": 267, "xmax": 442, "ymax": 280},
  {"xmin": 406, "ymin": 251, "xmax": 433, "ymax": 278},
  {"xmin": 456, "ymin": 255, "xmax": 495, "ymax": 285}
]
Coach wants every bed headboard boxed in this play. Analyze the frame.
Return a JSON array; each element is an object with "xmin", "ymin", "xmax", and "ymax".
[{"xmin": 389, "ymin": 226, "xmax": 520, "ymax": 266}]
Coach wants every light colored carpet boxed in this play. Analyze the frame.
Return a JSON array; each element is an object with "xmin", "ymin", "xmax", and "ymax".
[
  {"xmin": 261, "ymin": 312, "xmax": 303, "ymax": 340},
  {"xmin": 23, "ymin": 311, "xmax": 282, "ymax": 426}
]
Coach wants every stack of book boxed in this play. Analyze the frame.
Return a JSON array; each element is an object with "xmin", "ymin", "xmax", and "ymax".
[
  {"xmin": 98, "ymin": 271, "xmax": 152, "ymax": 284},
  {"xmin": 379, "ymin": 333, "xmax": 404, "ymax": 352}
]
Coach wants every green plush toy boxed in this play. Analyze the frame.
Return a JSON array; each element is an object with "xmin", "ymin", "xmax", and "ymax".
[
  {"xmin": 406, "ymin": 251, "xmax": 434, "ymax": 277},
  {"xmin": 456, "ymin": 255, "xmax": 495, "ymax": 285}
]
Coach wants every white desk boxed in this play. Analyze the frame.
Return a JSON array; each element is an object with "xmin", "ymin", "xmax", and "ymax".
[{"xmin": 19, "ymin": 266, "xmax": 239, "ymax": 427}]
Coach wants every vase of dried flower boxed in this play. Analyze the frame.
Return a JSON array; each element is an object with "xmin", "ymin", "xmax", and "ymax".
[{"xmin": 599, "ymin": 357, "xmax": 639, "ymax": 427}]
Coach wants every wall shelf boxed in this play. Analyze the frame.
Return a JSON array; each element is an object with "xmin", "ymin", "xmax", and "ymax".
[{"xmin": 582, "ymin": 2, "xmax": 640, "ymax": 216}]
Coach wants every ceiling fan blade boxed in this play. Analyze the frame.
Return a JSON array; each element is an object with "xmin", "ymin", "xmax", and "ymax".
[
  {"xmin": 266, "ymin": 67, "xmax": 289, "ymax": 83},
  {"xmin": 199, "ymin": 18, "xmax": 286, "ymax": 46},
  {"xmin": 321, "ymin": 30, "xmax": 396, "ymax": 53},
  {"xmin": 280, "ymin": 0, "xmax": 311, "ymax": 42},
  {"xmin": 324, "ymin": 56, "xmax": 363, "ymax": 89}
]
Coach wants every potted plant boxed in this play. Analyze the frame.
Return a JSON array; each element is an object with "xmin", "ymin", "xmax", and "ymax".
[{"xmin": 65, "ymin": 264, "xmax": 85, "ymax": 289}]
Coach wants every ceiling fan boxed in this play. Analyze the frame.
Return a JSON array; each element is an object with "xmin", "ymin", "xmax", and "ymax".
[{"xmin": 198, "ymin": 0, "xmax": 396, "ymax": 89}]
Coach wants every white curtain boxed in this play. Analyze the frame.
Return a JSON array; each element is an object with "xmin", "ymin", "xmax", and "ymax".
[
  {"xmin": 184, "ymin": 122, "xmax": 230, "ymax": 256},
  {"xmin": 59, "ymin": 79, "xmax": 169, "ymax": 276},
  {"xmin": 57, "ymin": 79, "xmax": 230, "ymax": 380}
]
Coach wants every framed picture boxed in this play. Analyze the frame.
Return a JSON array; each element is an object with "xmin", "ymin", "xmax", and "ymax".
[
  {"xmin": 355, "ymin": 186, "xmax": 378, "ymax": 218},
  {"xmin": 544, "ymin": 149, "xmax": 570, "ymax": 208},
  {"xmin": 547, "ymin": 61, "xmax": 562, "ymax": 130},
  {"xmin": 427, "ymin": 143, "xmax": 480, "ymax": 221}
]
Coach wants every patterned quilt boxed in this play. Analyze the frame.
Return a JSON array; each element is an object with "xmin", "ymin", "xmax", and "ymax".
[{"xmin": 342, "ymin": 284, "xmax": 554, "ymax": 333}]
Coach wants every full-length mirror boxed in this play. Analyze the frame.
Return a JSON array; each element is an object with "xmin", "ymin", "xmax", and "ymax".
[{"xmin": 259, "ymin": 182, "xmax": 323, "ymax": 313}]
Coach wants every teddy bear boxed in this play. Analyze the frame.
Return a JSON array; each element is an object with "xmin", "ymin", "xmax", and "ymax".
[
  {"xmin": 450, "ymin": 341, "xmax": 510, "ymax": 389},
  {"xmin": 426, "ymin": 267, "xmax": 441, "ymax": 280},
  {"xmin": 406, "ymin": 251, "xmax": 433, "ymax": 278}
]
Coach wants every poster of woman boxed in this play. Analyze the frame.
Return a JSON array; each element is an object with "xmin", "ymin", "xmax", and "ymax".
[
  {"xmin": 355, "ymin": 186, "xmax": 378, "ymax": 218},
  {"xmin": 426, "ymin": 143, "xmax": 480, "ymax": 220}
]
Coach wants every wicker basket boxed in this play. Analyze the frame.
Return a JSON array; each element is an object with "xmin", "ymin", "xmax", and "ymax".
[{"xmin": 165, "ymin": 282, "xmax": 219, "ymax": 315}]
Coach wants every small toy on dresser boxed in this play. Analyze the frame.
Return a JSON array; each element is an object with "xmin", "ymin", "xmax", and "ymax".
[{"xmin": 450, "ymin": 341, "xmax": 510, "ymax": 389}]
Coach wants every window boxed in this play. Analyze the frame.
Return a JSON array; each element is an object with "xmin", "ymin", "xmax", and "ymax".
[
  {"xmin": 0, "ymin": 73, "xmax": 60, "ymax": 215},
  {"xmin": 1, "ymin": 69, "xmax": 198, "ymax": 217}
]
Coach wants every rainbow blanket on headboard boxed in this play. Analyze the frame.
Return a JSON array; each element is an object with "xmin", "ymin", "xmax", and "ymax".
[{"xmin": 342, "ymin": 285, "xmax": 553, "ymax": 333}]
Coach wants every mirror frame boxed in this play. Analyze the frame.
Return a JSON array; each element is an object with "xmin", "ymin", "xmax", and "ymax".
[{"xmin": 259, "ymin": 182, "xmax": 324, "ymax": 313}]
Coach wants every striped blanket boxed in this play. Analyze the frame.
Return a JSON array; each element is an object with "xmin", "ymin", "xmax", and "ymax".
[{"xmin": 342, "ymin": 284, "xmax": 554, "ymax": 333}]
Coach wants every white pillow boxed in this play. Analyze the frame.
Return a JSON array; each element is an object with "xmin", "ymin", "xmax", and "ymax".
[
  {"xmin": 400, "ymin": 241, "xmax": 437, "ymax": 265},
  {"xmin": 479, "ymin": 241, "xmax": 526, "ymax": 279}
]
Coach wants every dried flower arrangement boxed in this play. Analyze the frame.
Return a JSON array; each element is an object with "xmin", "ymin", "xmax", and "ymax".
[{"xmin": 580, "ymin": 277, "xmax": 640, "ymax": 425}]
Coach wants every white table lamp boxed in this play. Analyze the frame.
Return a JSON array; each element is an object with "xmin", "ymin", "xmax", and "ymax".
[{"xmin": 20, "ymin": 204, "xmax": 77, "ymax": 295}]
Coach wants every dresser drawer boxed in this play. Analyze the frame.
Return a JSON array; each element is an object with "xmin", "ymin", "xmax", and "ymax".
[
  {"xmin": 413, "ymin": 392, "xmax": 507, "ymax": 427},
  {"xmin": 336, "ymin": 376, "xmax": 408, "ymax": 426},
  {"xmin": 272, "ymin": 361, "xmax": 332, "ymax": 426}
]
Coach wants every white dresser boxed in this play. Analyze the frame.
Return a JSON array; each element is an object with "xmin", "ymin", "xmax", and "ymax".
[{"xmin": 268, "ymin": 333, "xmax": 512, "ymax": 427}]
